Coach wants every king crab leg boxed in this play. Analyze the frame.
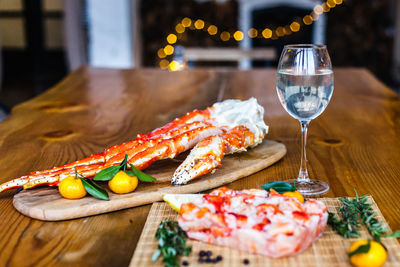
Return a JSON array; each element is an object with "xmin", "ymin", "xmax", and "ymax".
[{"xmin": 0, "ymin": 108, "xmax": 213, "ymax": 192}]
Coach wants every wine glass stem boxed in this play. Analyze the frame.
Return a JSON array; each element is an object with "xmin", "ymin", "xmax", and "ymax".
[{"xmin": 298, "ymin": 120, "xmax": 310, "ymax": 182}]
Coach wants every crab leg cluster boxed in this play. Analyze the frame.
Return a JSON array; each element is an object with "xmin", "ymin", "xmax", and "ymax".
[{"xmin": 0, "ymin": 98, "xmax": 269, "ymax": 193}]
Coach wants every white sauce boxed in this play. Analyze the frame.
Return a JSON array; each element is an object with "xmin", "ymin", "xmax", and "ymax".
[{"xmin": 210, "ymin": 98, "xmax": 269, "ymax": 147}]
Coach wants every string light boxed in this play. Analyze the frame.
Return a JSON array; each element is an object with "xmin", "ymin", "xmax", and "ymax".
[
  {"xmin": 248, "ymin": 28, "xmax": 258, "ymax": 38},
  {"xmin": 303, "ymin": 15, "xmax": 313, "ymax": 25},
  {"xmin": 262, "ymin": 28, "xmax": 272, "ymax": 39},
  {"xmin": 327, "ymin": 0, "xmax": 336, "ymax": 8},
  {"xmin": 164, "ymin": 45, "xmax": 174, "ymax": 55},
  {"xmin": 220, "ymin": 31, "xmax": 230, "ymax": 41},
  {"xmin": 290, "ymin": 22, "xmax": 300, "ymax": 32},
  {"xmin": 182, "ymin": 17, "xmax": 191, "ymax": 27},
  {"xmin": 313, "ymin": 5, "xmax": 323, "ymax": 15},
  {"xmin": 159, "ymin": 59, "xmax": 169, "ymax": 69},
  {"xmin": 159, "ymin": 0, "xmax": 344, "ymax": 70},
  {"xmin": 284, "ymin": 25, "xmax": 292, "ymax": 35},
  {"xmin": 311, "ymin": 12, "xmax": 319, "ymax": 21},
  {"xmin": 167, "ymin": 34, "xmax": 177, "ymax": 44},
  {"xmin": 194, "ymin": 19, "xmax": 205, "ymax": 29},
  {"xmin": 207, "ymin": 25, "xmax": 218, "ymax": 35},
  {"xmin": 168, "ymin": 60, "xmax": 184, "ymax": 71},
  {"xmin": 175, "ymin": 24, "xmax": 185, "ymax": 33},
  {"xmin": 157, "ymin": 48, "xmax": 166, "ymax": 58},
  {"xmin": 322, "ymin": 3, "xmax": 330, "ymax": 13},
  {"xmin": 233, "ymin": 31, "xmax": 244, "ymax": 41}
]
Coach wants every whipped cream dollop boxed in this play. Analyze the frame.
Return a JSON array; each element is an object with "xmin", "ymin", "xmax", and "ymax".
[{"xmin": 210, "ymin": 98, "xmax": 269, "ymax": 147}]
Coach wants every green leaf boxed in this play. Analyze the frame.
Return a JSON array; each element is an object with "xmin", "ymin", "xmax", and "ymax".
[
  {"xmin": 125, "ymin": 170, "xmax": 135, "ymax": 177},
  {"xmin": 120, "ymin": 154, "xmax": 128, "ymax": 171},
  {"xmin": 129, "ymin": 164, "xmax": 156, "ymax": 182},
  {"xmin": 386, "ymin": 230, "xmax": 400, "ymax": 238},
  {"xmin": 261, "ymin": 181, "xmax": 295, "ymax": 193},
  {"xmin": 81, "ymin": 178, "xmax": 109, "ymax": 200},
  {"xmin": 93, "ymin": 165, "xmax": 120, "ymax": 181},
  {"xmin": 348, "ymin": 241, "xmax": 371, "ymax": 257},
  {"xmin": 152, "ymin": 249, "xmax": 161, "ymax": 262}
]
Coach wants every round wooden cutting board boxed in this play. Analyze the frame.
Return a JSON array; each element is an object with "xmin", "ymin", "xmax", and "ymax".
[{"xmin": 13, "ymin": 140, "xmax": 286, "ymax": 221}]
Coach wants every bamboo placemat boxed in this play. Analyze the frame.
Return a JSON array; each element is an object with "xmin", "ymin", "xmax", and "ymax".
[{"xmin": 130, "ymin": 196, "xmax": 400, "ymax": 267}]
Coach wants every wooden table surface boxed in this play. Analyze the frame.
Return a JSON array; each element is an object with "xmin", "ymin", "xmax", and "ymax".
[{"xmin": 0, "ymin": 67, "xmax": 399, "ymax": 266}]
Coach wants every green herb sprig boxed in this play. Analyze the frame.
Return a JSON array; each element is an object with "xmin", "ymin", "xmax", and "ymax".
[
  {"xmin": 328, "ymin": 198, "xmax": 361, "ymax": 238},
  {"xmin": 93, "ymin": 154, "xmax": 156, "ymax": 182},
  {"xmin": 152, "ymin": 220, "xmax": 192, "ymax": 267},
  {"xmin": 328, "ymin": 189, "xmax": 400, "ymax": 241}
]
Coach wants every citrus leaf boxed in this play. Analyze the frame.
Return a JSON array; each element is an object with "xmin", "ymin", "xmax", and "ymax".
[
  {"xmin": 129, "ymin": 164, "xmax": 156, "ymax": 182},
  {"xmin": 120, "ymin": 154, "xmax": 128, "ymax": 171},
  {"xmin": 348, "ymin": 241, "xmax": 371, "ymax": 257},
  {"xmin": 81, "ymin": 178, "xmax": 109, "ymax": 200},
  {"xmin": 261, "ymin": 181, "xmax": 295, "ymax": 193},
  {"xmin": 125, "ymin": 170, "xmax": 135, "ymax": 177},
  {"xmin": 93, "ymin": 165, "xmax": 120, "ymax": 181},
  {"xmin": 386, "ymin": 230, "xmax": 400, "ymax": 238}
]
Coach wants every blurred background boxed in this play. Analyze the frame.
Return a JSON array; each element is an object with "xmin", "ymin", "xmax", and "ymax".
[{"xmin": 0, "ymin": 0, "xmax": 398, "ymax": 118}]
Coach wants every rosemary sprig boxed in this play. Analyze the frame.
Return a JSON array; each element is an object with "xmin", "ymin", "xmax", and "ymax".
[
  {"xmin": 152, "ymin": 220, "xmax": 192, "ymax": 267},
  {"xmin": 354, "ymin": 191, "xmax": 388, "ymax": 241},
  {"xmin": 328, "ymin": 189, "xmax": 400, "ymax": 241},
  {"xmin": 328, "ymin": 197, "xmax": 361, "ymax": 238}
]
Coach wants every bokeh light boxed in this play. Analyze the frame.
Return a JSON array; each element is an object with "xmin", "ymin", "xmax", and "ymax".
[
  {"xmin": 233, "ymin": 31, "xmax": 244, "ymax": 41},
  {"xmin": 167, "ymin": 34, "xmax": 177, "ymax": 44},
  {"xmin": 181, "ymin": 17, "xmax": 191, "ymax": 27},
  {"xmin": 313, "ymin": 5, "xmax": 323, "ymax": 15},
  {"xmin": 159, "ymin": 59, "xmax": 169, "ymax": 69},
  {"xmin": 194, "ymin": 19, "xmax": 205, "ymax": 29},
  {"xmin": 311, "ymin": 12, "xmax": 319, "ymax": 21},
  {"xmin": 175, "ymin": 24, "xmax": 185, "ymax": 33},
  {"xmin": 164, "ymin": 45, "xmax": 174, "ymax": 55},
  {"xmin": 248, "ymin": 28, "xmax": 258, "ymax": 38},
  {"xmin": 322, "ymin": 3, "xmax": 330, "ymax": 13},
  {"xmin": 262, "ymin": 28, "xmax": 272, "ymax": 39},
  {"xmin": 284, "ymin": 25, "xmax": 292, "ymax": 35},
  {"xmin": 327, "ymin": 0, "xmax": 336, "ymax": 8},
  {"xmin": 220, "ymin": 31, "xmax": 231, "ymax": 41},
  {"xmin": 168, "ymin": 60, "xmax": 182, "ymax": 71},
  {"xmin": 290, "ymin": 22, "xmax": 300, "ymax": 32},
  {"xmin": 207, "ymin": 25, "xmax": 218, "ymax": 35},
  {"xmin": 303, "ymin": 15, "xmax": 313, "ymax": 25},
  {"xmin": 157, "ymin": 48, "xmax": 166, "ymax": 58}
]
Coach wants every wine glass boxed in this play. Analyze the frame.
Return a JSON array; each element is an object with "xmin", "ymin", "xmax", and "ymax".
[{"xmin": 276, "ymin": 44, "xmax": 333, "ymax": 196}]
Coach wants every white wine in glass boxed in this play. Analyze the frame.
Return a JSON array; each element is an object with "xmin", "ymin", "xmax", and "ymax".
[{"xmin": 276, "ymin": 44, "xmax": 333, "ymax": 196}]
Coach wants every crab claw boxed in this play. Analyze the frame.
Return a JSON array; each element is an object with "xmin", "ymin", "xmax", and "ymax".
[
  {"xmin": 172, "ymin": 135, "xmax": 225, "ymax": 185},
  {"xmin": 171, "ymin": 126, "xmax": 255, "ymax": 185}
]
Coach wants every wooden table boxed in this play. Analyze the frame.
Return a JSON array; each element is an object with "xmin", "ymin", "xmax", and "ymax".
[{"xmin": 0, "ymin": 67, "xmax": 399, "ymax": 266}]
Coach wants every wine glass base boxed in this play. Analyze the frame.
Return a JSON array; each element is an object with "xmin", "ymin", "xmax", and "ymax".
[{"xmin": 285, "ymin": 179, "xmax": 329, "ymax": 196}]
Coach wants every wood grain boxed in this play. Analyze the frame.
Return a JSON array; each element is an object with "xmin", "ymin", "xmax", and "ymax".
[
  {"xmin": 0, "ymin": 67, "xmax": 399, "ymax": 266},
  {"xmin": 13, "ymin": 140, "xmax": 285, "ymax": 221}
]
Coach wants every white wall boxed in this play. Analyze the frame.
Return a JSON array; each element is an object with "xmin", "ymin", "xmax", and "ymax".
[{"xmin": 87, "ymin": 0, "xmax": 133, "ymax": 68}]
